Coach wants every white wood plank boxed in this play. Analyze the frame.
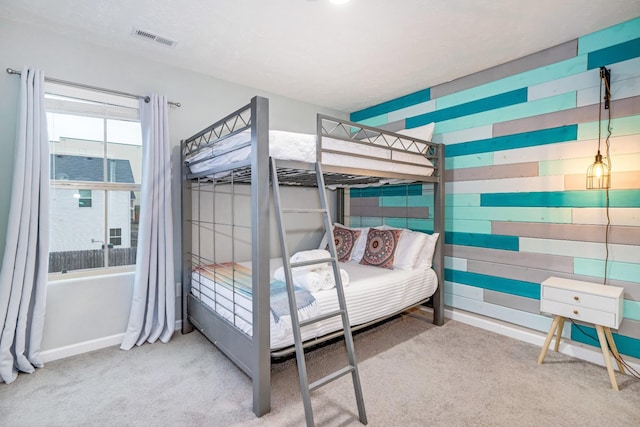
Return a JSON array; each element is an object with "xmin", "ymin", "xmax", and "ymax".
[
  {"xmin": 528, "ymin": 68, "xmax": 598, "ymax": 102},
  {"xmin": 435, "ymin": 124, "xmax": 493, "ymax": 145},
  {"xmin": 444, "ymin": 256, "xmax": 468, "ymax": 271},
  {"xmin": 445, "ymin": 292, "xmax": 561, "ymax": 334},
  {"xmin": 388, "ymin": 100, "xmax": 436, "ymax": 124},
  {"xmin": 493, "ymin": 134, "xmax": 639, "ymax": 166},
  {"xmin": 445, "ymin": 281, "xmax": 483, "ymax": 300},
  {"xmin": 446, "ymin": 175, "xmax": 565, "ymax": 194},
  {"xmin": 578, "ymin": 75, "xmax": 640, "ymax": 107},
  {"xmin": 572, "ymin": 208, "xmax": 640, "ymax": 226},
  {"xmin": 540, "ymin": 153, "xmax": 640, "ymax": 175},
  {"xmin": 520, "ymin": 237, "xmax": 640, "ymax": 264}
]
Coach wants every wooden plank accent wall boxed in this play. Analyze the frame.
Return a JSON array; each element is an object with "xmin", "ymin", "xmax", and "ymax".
[{"xmin": 349, "ymin": 17, "xmax": 640, "ymax": 359}]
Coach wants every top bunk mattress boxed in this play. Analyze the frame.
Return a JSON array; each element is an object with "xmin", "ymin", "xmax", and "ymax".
[{"xmin": 185, "ymin": 129, "xmax": 435, "ymax": 180}]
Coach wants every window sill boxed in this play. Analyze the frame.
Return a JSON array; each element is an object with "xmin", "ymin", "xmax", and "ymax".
[{"xmin": 48, "ymin": 265, "xmax": 135, "ymax": 282}]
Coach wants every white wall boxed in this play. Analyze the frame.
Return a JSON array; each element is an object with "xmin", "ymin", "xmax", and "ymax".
[{"xmin": 0, "ymin": 17, "xmax": 345, "ymax": 359}]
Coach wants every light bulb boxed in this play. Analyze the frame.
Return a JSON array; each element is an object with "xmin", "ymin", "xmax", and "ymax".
[{"xmin": 594, "ymin": 163, "xmax": 603, "ymax": 178}]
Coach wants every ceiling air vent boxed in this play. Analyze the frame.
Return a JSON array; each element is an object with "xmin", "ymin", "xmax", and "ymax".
[{"xmin": 132, "ymin": 27, "xmax": 177, "ymax": 48}]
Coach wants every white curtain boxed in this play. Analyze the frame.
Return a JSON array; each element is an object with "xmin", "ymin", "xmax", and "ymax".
[
  {"xmin": 0, "ymin": 68, "xmax": 50, "ymax": 384},
  {"xmin": 121, "ymin": 94, "xmax": 175, "ymax": 350}
]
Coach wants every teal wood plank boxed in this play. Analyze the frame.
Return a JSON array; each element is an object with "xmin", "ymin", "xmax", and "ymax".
[
  {"xmin": 579, "ymin": 17, "xmax": 640, "ymax": 55},
  {"xmin": 445, "ymin": 194, "xmax": 481, "ymax": 207},
  {"xmin": 380, "ymin": 194, "xmax": 431, "ymax": 207},
  {"xmin": 388, "ymin": 100, "xmax": 436, "ymax": 123},
  {"xmin": 434, "ymin": 92, "xmax": 577, "ymax": 135},
  {"xmin": 574, "ymin": 258, "xmax": 640, "ymax": 283},
  {"xmin": 445, "ymin": 219, "xmax": 492, "ymax": 234},
  {"xmin": 358, "ymin": 113, "xmax": 388, "ymax": 127},
  {"xmin": 437, "ymin": 56, "xmax": 587, "ymax": 109},
  {"xmin": 445, "ymin": 269, "xmax": 539, "ymax": 299},
  {"xmin": 578, "ymin": 115, "xmax": 640, "ymax": 139},
  {"xmin": 358, "ymin": 217, "xmax": 384, "ymax": 227},
  {"xmin": 383, "ymin": 217, "xmax": 410, "ymax": 229},
  {"xmin": 624, "ymin": 300, "xmax": 640, "ymax": 322},
  {"xmin": 445, "ymin": 153, "xmax": 494, "ymax": 170},
  {"xmin": 481, "ymin": 190, "xmax": 640, "ymax": 208},
  {"xmin": 407, "ymin": 88, "xmax": 528, "ymax": 128},
  {"xmin": 350, "ymin": 184, "xmax": 422, "ymax": 198},
  {"xmin": 350, "ymin": 88, "xmax": 431, "ymax": 122},
  {"xmin": 445, "ymin": 231, "xmax": 519, "ymax": 251},
  {"xmin": 587, "ymin": 37, "xmax": 640, "ymax": 70},
  {"xmin": 407, "ymin": 218, "xmax": 434, "ymax": 232},
  {"xmin": 571, "ymin": 324, "xmax": 640, "ymax": 359},
  {"xmin": 349, "ymin": 217, "xmax": 362, "ymax": 227},
  {"xmin": 447, "ymin": 125, "xmax": 578, "ymax": 157}
]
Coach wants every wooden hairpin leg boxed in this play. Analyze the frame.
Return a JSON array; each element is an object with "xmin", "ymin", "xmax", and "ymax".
[
  {"xmin": 603, "ymin": 327, "xmax": 625, "ymax": 374},
  {"xmin": 554, "ymin": 317, "xmax": 565, "ymax": 352},
  {"xmin": 595, "ymin": 324, "xmax": 619, "ymax": 391},
  {"xmin": 538, "ymin": 315, "xmax": 562, "ymax": 364}
]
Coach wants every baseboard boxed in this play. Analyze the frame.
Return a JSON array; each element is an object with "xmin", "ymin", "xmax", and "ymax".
[
  {"xmin": 446, "ymin": 308, "xmax": 640, "ymax": 373},
  {"xmin": 40, "ymin": 333, "xmax": 126, "ymax": 363},
  {"xmin": 40, "ymin": 319, "xmax": 185, "ymax": 363}
]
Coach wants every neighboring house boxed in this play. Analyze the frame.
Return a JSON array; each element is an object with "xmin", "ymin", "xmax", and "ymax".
[{"xmin": 49, "ymin": 154, "xmax": 136, "ymax": 252}]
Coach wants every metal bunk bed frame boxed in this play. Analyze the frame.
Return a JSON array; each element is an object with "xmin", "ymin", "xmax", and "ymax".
[{"xmin": 180, "ymin": 96, "xmax": 445, "ymax": 418}]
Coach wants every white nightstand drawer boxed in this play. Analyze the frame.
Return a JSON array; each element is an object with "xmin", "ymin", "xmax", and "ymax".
[
  {"xmin": 540, "ymin": 299, "xmax": 616, "ymax": 327},
  {"xmin": 542, "ymin": 286, "xmax": 618, "ymax": 312}
]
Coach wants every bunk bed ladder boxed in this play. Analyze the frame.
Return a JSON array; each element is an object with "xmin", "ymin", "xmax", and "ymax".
[{"xmin": 270, "ymin": 158, "xmax": 368, "ymax": 427}]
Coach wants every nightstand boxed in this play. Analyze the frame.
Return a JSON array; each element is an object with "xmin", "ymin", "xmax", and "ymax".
[{"xmin": 537, "ymin": 276, "xmax": 625, "ymax": 390}]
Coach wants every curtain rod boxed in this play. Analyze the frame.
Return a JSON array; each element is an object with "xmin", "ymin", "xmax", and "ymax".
[{"xmin": 6, "ymin": 68, "xmax": 181, "ymax": 107}]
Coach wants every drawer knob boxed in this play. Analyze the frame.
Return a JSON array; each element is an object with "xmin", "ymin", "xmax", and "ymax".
[
  {"xmin": 573, "ymin": 295, "xmax": 579, "ymax": 301},
  {"xmin": 573, "ymin": 309, "xmax": 579, "ymax": 315}
]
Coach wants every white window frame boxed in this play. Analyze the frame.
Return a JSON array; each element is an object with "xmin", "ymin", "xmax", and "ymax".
[{"xmin": 46, "ymin": 83, "xmax": 142, "ymax": 277}]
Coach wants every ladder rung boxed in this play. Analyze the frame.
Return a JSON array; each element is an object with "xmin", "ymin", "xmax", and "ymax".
[
  {"xmin": 299, "ymin": 309, "xmax": 344, "ymax": 328},
  {"xmin": 290, "ymin": 257, "xmax": 336, "ymax": 269},
  {"xmin": 281, "ymin": 208, "xmax": 327, "ymax": 214},
  {"xmin": 309, "ymin": 365, "xmax": 355, "ymax": 392}
]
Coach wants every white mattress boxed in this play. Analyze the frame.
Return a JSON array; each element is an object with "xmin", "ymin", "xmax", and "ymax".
[
  {"xmin": 186, "ymin": 129, "xmax": 434, "ymax": 179},
  {"xmin": 190, "ymin": 259, "xmax": 438, "ymax": 350}
]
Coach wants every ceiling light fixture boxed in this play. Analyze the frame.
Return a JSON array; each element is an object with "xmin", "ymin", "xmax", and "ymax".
[{"xmin": 586, "ymin": 66, "xmax": 612, "ymax": 190}]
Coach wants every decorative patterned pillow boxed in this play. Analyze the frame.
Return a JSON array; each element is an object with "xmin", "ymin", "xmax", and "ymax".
[
  {"xmin": 327, "ymin": 226, "xmax": 361, "ymax": 261},
  {"xmin": 359, "ymin": 228, "xmax": 402, "ymax": 269}
]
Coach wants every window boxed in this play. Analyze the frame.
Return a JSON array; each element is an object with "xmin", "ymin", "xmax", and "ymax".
[
  {"xmin": 46, "ymin": 84, "xmax": 142, "ymax": 273},
  {"xmin": 78, "ymin": 189, "xmax": 92, "ymax": 208},
  {"xmin": 109, "ymin": 228, "xmax": 122, "ymax": 246}
]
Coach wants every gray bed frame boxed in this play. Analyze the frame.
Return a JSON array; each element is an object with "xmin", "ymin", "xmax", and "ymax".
[{"xmin": 180, "ymin": 96, "xmax": 445, "ymax": 417}]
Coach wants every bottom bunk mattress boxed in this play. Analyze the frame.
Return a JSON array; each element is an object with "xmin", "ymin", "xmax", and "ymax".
[{"xmin": 189, "ymin": 259, "xmax": 437, "ymax": 350}]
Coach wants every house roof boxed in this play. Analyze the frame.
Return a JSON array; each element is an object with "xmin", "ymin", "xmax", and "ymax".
[{"xmin": 51, "ymin": 154, "xmax": 135, "ymax": 183}]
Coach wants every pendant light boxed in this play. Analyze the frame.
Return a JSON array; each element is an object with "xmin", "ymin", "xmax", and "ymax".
[{"xmin": 586, "ymin": 67, "xmax": 611, "ymax": 189}]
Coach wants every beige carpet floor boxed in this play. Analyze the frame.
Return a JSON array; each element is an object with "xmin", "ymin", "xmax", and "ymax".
[{"xmin": 1, "ymin": 314, "xmax": 639, "ymax": 426}]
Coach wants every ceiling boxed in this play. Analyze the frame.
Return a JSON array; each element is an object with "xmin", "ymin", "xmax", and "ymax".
[{"xmin": 1, "ymin": 0, "xmax": 639, "ymax": 112}]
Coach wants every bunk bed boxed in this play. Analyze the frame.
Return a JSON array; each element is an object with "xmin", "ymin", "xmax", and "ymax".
[{"xmin": 181, "ymin": 96, "xmax": 445, "ymax": 418}]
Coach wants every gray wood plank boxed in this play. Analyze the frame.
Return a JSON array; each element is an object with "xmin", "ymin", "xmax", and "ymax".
[
  {"xmin": 445, "ymin": 244, "xmax": 574, "ymax": 273},
  {"xmin": 484, "ymin": 289, "xmax": 541, "ymax": 314},
  {"xmin": 492, "ymin": 221, "xmax": 640, "ymax": 246},
  {"xmin": 493, "ymin": 95, "xmax": 640, "ymax": 136},
  {"xmin": 445, "ymin": 162, "xmax": 538, "ymax": 182},
  {"xmin": 431, "ymin": 40, "xmax": 577, "ymax": 99}
]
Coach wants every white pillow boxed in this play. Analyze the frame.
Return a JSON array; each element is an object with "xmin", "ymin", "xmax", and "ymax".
[
  {"xmin": 415, "ymin": 232, "xmax": 440, "ymax": 269},
  {"xmin": 349, "ymin": 227, "xmax": 370, "ymax": 262},
  {"xmin": 397, "ymin": 122, "xmax": 435, "ymax": 142},
  {"xmin": 376, "ymin": 225, "xmax": 428, "ymax": 270}
]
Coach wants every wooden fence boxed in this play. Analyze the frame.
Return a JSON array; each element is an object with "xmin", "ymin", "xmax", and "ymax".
[{"xmin": 49, "ymin": 247, "xmax": 137, "ymax": 273}]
